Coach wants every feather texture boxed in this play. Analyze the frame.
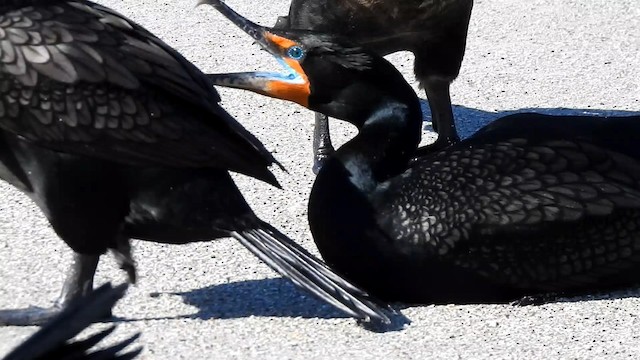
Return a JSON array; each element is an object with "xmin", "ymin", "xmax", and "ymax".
[{"xmin": 0, "ymin": 1, "xmax": 280, "ymax": 184}]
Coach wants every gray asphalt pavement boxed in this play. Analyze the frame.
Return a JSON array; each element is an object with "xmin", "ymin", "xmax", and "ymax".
[{"xmin": 1, "ymin": 0, "xmax": 639, "ymax": 359}]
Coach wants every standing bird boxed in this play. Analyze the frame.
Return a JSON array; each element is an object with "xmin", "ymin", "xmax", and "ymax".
[
  {"xmin": 205, "ymin": 0, "xmax": 640, "ymax": 303},
  {"xmin": 3, "ymin": 283, "xmax": 141, "ymax": 360},
  {"xmin": 0, "ymin": 1, "xmax": 389, "ymax": 326},
  {"xmin": 273, "ymin": 0, "xmax": 474, "ymax": 173}
]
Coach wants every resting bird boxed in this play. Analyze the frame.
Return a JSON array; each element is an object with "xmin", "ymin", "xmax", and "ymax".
[
  {"xmin": 3, "ymin": 283, "xmax": 141, "ymax": 360},
  {"xmin": 205, "ymin": 0, "xmax": 640, "ymax": 303},
  {"xmin": 0, "ymin": 0, "xmax": 389, "ymax": 326},
  {"xmin": 273, "ymin": 0, "xmax": 474, "ymax": 172}
]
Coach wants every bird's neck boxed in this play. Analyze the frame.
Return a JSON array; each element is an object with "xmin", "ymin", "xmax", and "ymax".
[{"xmin": 331, "ymin": 97, "xmax": 423, "ymax": 193}]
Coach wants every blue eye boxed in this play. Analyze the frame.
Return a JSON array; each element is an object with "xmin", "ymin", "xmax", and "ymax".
[{"xmin": 287, "ymin": 46, "xmax": 304, "ymax": 60}]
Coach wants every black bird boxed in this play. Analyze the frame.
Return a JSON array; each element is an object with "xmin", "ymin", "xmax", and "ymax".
[
  {"xmin": 3, "ymin": 283, "xmax": 141, "ymax": 360},
  {"xmin": 205, "ymin": 0, "xmax": 640, "ymax": 304},
  {"xmin": 273, "ymin": 0, "xmax": 474, "ymax": 172},
  {"xmin": 0, "ymin": 1, "xmax": 389, "ymax": 325}
]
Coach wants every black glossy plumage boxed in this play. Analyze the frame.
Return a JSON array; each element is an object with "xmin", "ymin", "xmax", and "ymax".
[
  {"xmin": 0, "ymin": 1, "xmax": 278, "ymax": 184},
  {"xmin": 274, "ymin": 0, "xmax": 474, "ymax": 171},
  {"xmin": 3, "ymin": 283, "xmax": 141, "ymax": 360},
  {"xmin": 311, "ymin": 112, "xmax": 640, "ymax": 303},
  {"xmin": 302, "ymin": 53, "xmax": 640, "ymax": 303},
  {"xmin": 0, "ymin": 0, "xmax": 389, "ymax": 325},
  {"xmin": 204, "ymin": 8, "xmax": 640, "ymax": 303}
]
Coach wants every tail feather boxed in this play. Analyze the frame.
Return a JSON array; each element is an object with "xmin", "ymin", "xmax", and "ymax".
[
  {"xmin": 231, "ymin": 219, "xmax": 391, "ymax": 324},
  {"xmin": 3, "ymin": 283, "xmax": 141, "ymax": 360}
]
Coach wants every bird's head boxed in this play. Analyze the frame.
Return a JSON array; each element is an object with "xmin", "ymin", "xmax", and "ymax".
[{"xmin": 201, "ymin": 0, "xmax": 418, "ymax": 128}]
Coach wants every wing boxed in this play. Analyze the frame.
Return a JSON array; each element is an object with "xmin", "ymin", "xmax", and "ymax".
[
  {"xmin": 3, "ymin": 283, "xmax": 141, "ymax": 360},
  {"xmin": 0, "ymin": 1, "xmax": 279, "ymax": 185},
  {"xmin": 375, "ymin": 135, "xmax": 640, "ymax": 289}
]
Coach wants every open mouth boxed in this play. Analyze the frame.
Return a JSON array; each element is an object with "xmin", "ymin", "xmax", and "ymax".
[
  {"xmin": 200, "ymin": 0, "xmax": 310, "ymax": 105},
  {"xmin": 253, "ymin": 56, "xmax": 306, "ymax": 85}
]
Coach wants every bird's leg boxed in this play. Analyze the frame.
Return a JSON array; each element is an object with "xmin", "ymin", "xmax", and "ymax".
[
  {"xmin": 312, "ymin": 112, "xmax": 335, "ymax": 174},
  {"xmin": 0, "ymin": 252, "xmax": 99, "ymax": 326},
  {"xmin": 55, "ymin": 253, "xmax": 99, "ymax": 307},
  {"xmin": 110, "ymin": 237, "xmax": 136, "ymax": 284},
  {"xmin": 414, "ymin": 77, "xmax": 459, "ymax": 158}
]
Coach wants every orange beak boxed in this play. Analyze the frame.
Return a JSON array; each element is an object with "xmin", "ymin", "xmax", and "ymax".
[{"xmin": 200, "ymin": 0, "xmax": 310, "ymax": 107}]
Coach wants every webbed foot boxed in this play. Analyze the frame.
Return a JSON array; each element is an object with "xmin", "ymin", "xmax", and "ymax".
[
  {"xmin": 411, "ymin": 133, "xmax": 460, "ymax": 163},
  {"xmin": 0, "ymin": 253, "xmax": 100, "ymax": 326}
]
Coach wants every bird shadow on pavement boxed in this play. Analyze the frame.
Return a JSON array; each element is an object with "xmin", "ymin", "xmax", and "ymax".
[
  {"xmin": 175, "ymin": 278, "xmax": 348, "ymax": 320},
  {"xmin": 171, "ymin": 278, "xmax": 409, "ymax": 332},
  {"xmin": 419, "ymin": 101, "xmax": 640, "ymax": 139}
]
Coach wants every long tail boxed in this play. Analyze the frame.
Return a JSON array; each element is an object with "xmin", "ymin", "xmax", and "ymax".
[
  {"xmin": 230, "ymin": 219, "xmax": 391, "ymax": 324},
  {"xmin": 3, "ymin": 283, "xmax": 142, "ymax": 360}
]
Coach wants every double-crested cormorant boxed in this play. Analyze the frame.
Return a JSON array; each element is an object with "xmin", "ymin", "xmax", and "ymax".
[
  {"xmin": 205, "ymin": 0, "xmax": 640, "ymax": 303},
  {"xmin": 3, "ymin": 283, "xmax": 141, "ymax": 360},
  {"xmin": 0, "ymin": 1, "xmax": 388, "ymax": 325},
  {"xmin": 273, "ymin": 0, "xmax": 474, "ymax": 172}
]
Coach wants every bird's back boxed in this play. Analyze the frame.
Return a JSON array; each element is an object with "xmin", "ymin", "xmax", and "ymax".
[
  {"xmin": 370, "ymin": 114, "xmax": 640, "ymax": 288},
  {"xmin": 475, "ymin": 113, "xmax": 640, "ymax": 160}
]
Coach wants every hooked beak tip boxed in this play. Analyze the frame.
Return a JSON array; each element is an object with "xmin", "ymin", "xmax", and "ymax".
[
  {"xmin": 200, "ymin": 0, "xmax": 267, "ymax": 44},
  {"xmin": 195, "ymin": 0, "xmax": 215, "ymax": 8}
]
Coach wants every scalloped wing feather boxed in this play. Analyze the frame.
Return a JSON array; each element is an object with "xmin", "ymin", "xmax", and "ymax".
[
  {"xmin": 376, "ymin": 137, "xmax": 640, "ymax": 251},
  {"xmin": 0, "ymin": 1, "xmax": 280, "ymax": 184},
  {"xmin": 374, "ymin": 136, "xmax": 640, "ymax": 289}
]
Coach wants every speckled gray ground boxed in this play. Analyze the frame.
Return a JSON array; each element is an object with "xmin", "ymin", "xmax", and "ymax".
[{"xmin": 1, "ymin": 0, "xmax": 640, "ymax": 359}]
